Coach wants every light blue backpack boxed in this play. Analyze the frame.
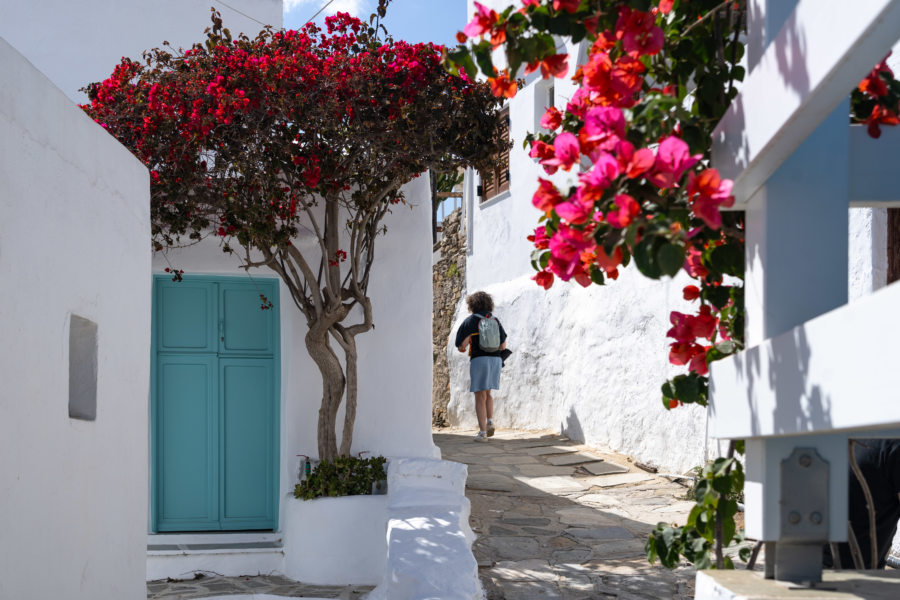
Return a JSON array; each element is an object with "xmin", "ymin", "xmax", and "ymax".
[{"xmin": 474, "ymin": 313, "xmax": 501, "ymax": 352}]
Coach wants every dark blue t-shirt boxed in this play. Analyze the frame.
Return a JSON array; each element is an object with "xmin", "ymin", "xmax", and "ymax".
[{"xmin": 454, "ymin": 314, "xmax": 507, "ymax": 360}]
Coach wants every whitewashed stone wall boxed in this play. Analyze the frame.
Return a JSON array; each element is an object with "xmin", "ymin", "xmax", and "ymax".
[{"xmin": 0, "ymin": 37, "xmax": 151, "ymax": 600}]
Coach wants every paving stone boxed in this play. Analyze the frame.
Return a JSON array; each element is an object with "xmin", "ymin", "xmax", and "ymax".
[
  {"xmin": 522, "ymin": 527, "xmax": 560, "ymax": 536},
  {"xmin": 551, "ymin": 548, "xmax": 592, "ymax": 563},
  {"xmin": 493, "ymin": 455, "xmax": 541, "ymax": 465},
  {"xmin": 629, "ymin": 496, "xmax": 669, "ymax": 506},
  {"xmin": 490, "ymin": 525, "xmax": 520, "ymax": 535},
  {"xmin": 590, "ymin": 538, "xmax": 650, "ymax": 559},
  {"xmin": 579, "ymin": 461, "xmax": 629, "ymax": 475},
  {"xmin": 545, "ymin": 453, "xmax": 604, "ymax": 466},
  {"xmin": 518, "ymin": 464, "xmax": 577, "ymax": 477},
  {"xmin": 555, "ymin": 507, "xmax": 623, "ymax": 527},
  {"xmin": 492, "ymin": 559, "xmax": 558, "ymax": 582},
  {"xmin": 567, "ymin": 526, "xmax": 635, "ymax": 540},
  {"xmin": 583, "ymin": 472, "xmax": 653, "ymax": 488},
  {"xmin": 572, "ymin": 492, "xmax": 619, "ymax": 507},
  {"xmin": 487, "ymin": 536, "xmax": 543, "ymax": 560},
  {"xmin": 525, "ymin": 445, "xmax": 579, "ymax": 456},
  {"xmin": 501, "ymin": 517, "xmax": 552, "ymax": 527},
  {"xmin": 498, "ymin": 580, "xmax": 564, "ymax": 599},
  {"xmin": 548, "ymin": 535, "xmax": 579, "ymax": 549},
  {"xmin": 467, "ymin": 473, "xmax": 518, "ymax": 492},
  {"xmin": 516, "ymin": 476, "xmax": 589, "ymax": 494},
  {"xmin": 654, "ymin": 500, "xmax": 696, "ymax": 514}
]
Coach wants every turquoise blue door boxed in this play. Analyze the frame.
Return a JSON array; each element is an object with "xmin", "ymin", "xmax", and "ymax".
[{"xmin": 152, "ymin": 275, "xmax": 279, "ymax": 531}]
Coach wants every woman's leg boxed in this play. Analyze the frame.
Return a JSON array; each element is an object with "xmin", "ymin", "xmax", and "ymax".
[
  {"xmin": 474, "ymin": 390, "xmax": 487, "ymax": 432},
  {"xmin": 485, "ymin": 390, "xmax": 494, "ymax": 422}
]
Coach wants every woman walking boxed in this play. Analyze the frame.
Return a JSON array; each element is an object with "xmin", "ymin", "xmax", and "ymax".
[{"xmin": 454, "ymin": 291, "xmax": 507, "ymax": 442}]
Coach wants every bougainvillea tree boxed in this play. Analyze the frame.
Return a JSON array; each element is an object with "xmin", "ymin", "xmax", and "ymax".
[
  {"xmin": 448, "ymin": 0, "xmax": 900, "ymax": 569},
  {"xmin": 83, "ymin": 7, "xmax": 507, "ymax": 461}
]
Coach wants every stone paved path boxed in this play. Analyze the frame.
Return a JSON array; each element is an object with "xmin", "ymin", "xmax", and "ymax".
[
  {"xmin": 434, "ymin": 428, "xmax": 699, "ymax": 600},
  {"xmin": 147, "ymin": 574, "xmax": 371, "ymax": 599}
]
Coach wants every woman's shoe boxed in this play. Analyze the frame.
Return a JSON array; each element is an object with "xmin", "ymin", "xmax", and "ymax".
[
  {"xmin": 486, "ymin": 423, "xmax": 495, "ymax": 437},
  {"xmin": 473, "ymin": 431, "xmax": 489, "ymax": 442}
]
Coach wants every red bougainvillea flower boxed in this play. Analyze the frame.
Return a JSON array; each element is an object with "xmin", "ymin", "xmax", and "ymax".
[
  {"xmin": 667, "ymin": 311, "xmax": 695, "ymax": 343},
  {"xmin": 533, "ymin": 269, "xmax": 554, "ymax": 289},
  {"xmin": 689, "ymin": 347, "xmax": 710, "ymax": 376},
  {"xmin": 859, "ymin": 52, "xmax": 893, "ymax": 97},
  {"xmin": 617, "ymin": 7, "xmax": 664, "ymax": 57},
  {"xmin": 577, "ymin": 152, "xmax": 620, "ymax": 203},
  {"xmin": 615, "ymin": 140, "xmax": 654, "ymax": 178},
  {"xmin": 553, "ymin": 0, "xmax": 580, "ymax": 13},
  {"xmin": 669, "ymin": 342, "xmax": 698, "ymax": 366},
  {"xmin": 555, "ymin": 196, "xmax": 594, "ymax": 224},
  {"xmin": 541, "ymin": 131, "xmax": 580, "ymax": 171},
  {"xmin": 548, "ymin": 223, "xmax": 594, "ymax": 281},
  {"xmin": 687, "ymin": 168, "xmax": 735, "ymax": 229},
  {"xmin": 682, "ymin": 285, "xmax": 701, "ymax": 301},
  {"xmin": 489, "ymin": 71, "xmax": 517, "ymax": 98},
  {"xmin": 658, "ymin": 0, "xmax": 675, "ymax": 14},
  {"xmin": 530, "ymin": 140, "xmax": 557, "ymax": 173},
  {"xmin": 865, "ymin": 104, "xmax": 900, "ymax": 138},
  {"xmin": 526, "ymin": 53, "xmax": 569, "ymax": 79},
  {"xmin": 532, "ymin": 178, "xmax": 564, "ymax": 211},
  {"xmin": 582, "ymin": 51, "xmax": 612, "ymax": 94},
  {"xmin": 594, "ymin": 245, "xmax": 624, "ymax": 276},
  {"xmin": 605, "ymin": 193, "xmax": 640, "ymax": 228},
  {"xmin": 648, "ymin": 136, "xmax": 702, "ymax": 189},
  {"xmin": 582, "ymin": 105, "xmax": 625, "ymax": 150},
  {"xmin": 692, "ymin": 305, "xmax": 717, "ymax": 339},
  {"xmin": 541, "ymin": 106, "xmax": 563, "ymax": 130},
  {"xmin": 464, "ymin": 2, "xmax": 499, "ymax": 38}
]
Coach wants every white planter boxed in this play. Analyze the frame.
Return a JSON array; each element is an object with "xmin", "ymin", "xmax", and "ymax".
[{"xmin": 282, "ymin": 494, "xmax": 389, "ymax": 585}]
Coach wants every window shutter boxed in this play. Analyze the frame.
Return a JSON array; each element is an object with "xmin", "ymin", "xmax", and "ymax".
[{"xmin": 480, "ymin": 108, "xmax": 511, "ymax": 202}]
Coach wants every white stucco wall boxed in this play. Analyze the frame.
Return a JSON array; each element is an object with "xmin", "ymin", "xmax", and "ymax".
[
  {"xmin": 0, "ymin": 0, "xmax": 283, "ymax": 102},
  {"xmin": 0, "ymin": 37, "xmax": 151, "ymax": 600},
  {"xmin": 848, "ymin": 207, "xmax": 888, "ymax": 301},
  {"xmin": 153, "ymin": 174, "xmax": 438, "ymax": 550}
]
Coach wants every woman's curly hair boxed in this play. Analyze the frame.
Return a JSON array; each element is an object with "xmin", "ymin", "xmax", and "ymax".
[{"xmin": 466, "ymin": 291, "xmax": 494, "ymax": 315}]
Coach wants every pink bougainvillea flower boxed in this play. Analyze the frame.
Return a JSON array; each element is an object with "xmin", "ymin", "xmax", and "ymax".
[
  {"xmin": 605, "ymin": 194, "xmax": 640, "ymax": 228},
  {"xmin": 667, "ymin": 311, "xmax": 695, "ymax": 344},
  {"xmin": 669, "ymin": 342, "xmax": 698, "ymax": 366},
  {"xmin": 689, "ymin": 346, "xmax": 710, "ymax": 376},
  {"xmin": 555, "ymin": 196, "xmax": 593, "ymax": 224},
  {"xmin": 522, "ymin": 0, "xmax": 541, "ymax": 6},
  {"xmin": 622, "ymin": 21, "xmax": 664, "ymax": 56},
  {"xmin": 687, "ymin": 168, "xmax": 735, "ymax": 229},
  {"xmin": 692, "ymin": 305, "xmax": 717, "ymax": 340},
  {"xmin": 527, "ymin": 225, "xmax": 550, "ymax": 249},
  {"xmin": 463, "ymin": 2, "xmax": 499, "ymax": 38},
  {"xmin": 565, "ymin": 87, "xmax": 591, "ymax": 119},
  {"xmin": 683, "ymin": 245, "xmax": 708, "ymax": 278},
  {"xmin": 615, "ymin": 140, "xmax": 655, "ymax": 179},
  {"xmin": 532, "ymin": 178, "xmax": 563, "ymax": 212},
  {"xmin": 647, "ymin": 136, "xmax": 702, "ymax": 189},
  {"xmin": 582, "ymin": 106, "xmax": 625, "ymax": 150},
  {"xmin": 548, "ymin": 223, "xmax": 594, "ymax": 281},
  {"xmin": 577, "ymin": 151, "xmax": 619, "ymax": 201},
  {"xmin": 658, "ymin": 0, "xmax": 675, "ymax": 14},
  {"xmin": 541, "ymin": 131, "xmax": 580, "ymax": 171},
  {"xmin": 553, "ymin": 0, "xmax": 580, "ymax": 13},
  {"xmin": 541, "ymin": 106, "xmax": 563, "ymax": 130},
  {"xmin": 533, "ymin": 269, "xmax": 554, "ymax": 289}
]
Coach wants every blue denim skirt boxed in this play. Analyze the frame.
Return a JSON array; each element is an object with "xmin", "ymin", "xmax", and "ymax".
[{"xmin": 470, "ymin": 356, "xmax": 502, "ymax": 392}]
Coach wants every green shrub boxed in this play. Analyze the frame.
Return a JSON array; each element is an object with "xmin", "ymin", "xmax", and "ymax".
[{"xmin": 294, "ymin": 455, "xmax": 387, "ymax": 500}]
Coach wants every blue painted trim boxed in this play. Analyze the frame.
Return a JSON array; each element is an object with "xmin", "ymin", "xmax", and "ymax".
[{"xmin": 150, "ymin": 273, "xmax": 281, "ymax": 533}]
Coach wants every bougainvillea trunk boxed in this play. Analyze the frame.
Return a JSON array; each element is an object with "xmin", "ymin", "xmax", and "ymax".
[
  {"xmin": 306, "ymin": 328, "xmax": 345, "ymax": 462},
  {"xmin": 339, "ymin": 338, "xmax": 358, "ymax": 457}
]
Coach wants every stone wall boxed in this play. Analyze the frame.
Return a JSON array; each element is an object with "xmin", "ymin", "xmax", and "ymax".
[{"xmin": 433, "ymin": 209, "xmax": 467, "ymax": 426}]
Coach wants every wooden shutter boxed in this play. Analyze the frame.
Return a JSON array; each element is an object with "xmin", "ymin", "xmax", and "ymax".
[
  {"xmin": 889, "ymin": 208, "xmax": 900, "ymax": 284},
  {"xmin": 479, "ymin": 108, "xmax": 510, "ymax": 202}
]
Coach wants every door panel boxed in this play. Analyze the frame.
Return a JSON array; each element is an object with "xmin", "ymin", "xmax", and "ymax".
[
  {"xmin": 156, "ymin": 281, "xmax": 217, "ymax": 353},
  {"xmin": 220, "ymin": 283, "xmax": 276, "ymax": 355},
  {"xmin": 220, "ymin": 359, "xmax": 275, "ymax": 528},
  {"xmin": 156, "ymin": 355, "xmax": 218, "ymax": 531},
  {"xmin": 153, "ymin": 275, "xmax": 279, "ymax": 532}
]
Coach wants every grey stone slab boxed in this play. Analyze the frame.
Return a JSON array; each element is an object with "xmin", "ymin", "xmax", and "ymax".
[
  {"xmin": 486, "ymin": 536, "xmax": 543, "ymax": 560},
  {"xmin": 516, "ymin": 476, "xmax": 589, "ymax": 494},
  {"xmin": 490, "ymin": 525, "xmax": 520, "ymax": 535},
  {"xmin": 525, "ymin": 445, "xmax": 579, "ymax": 456},
  {"xmin": 522, "ymin": 527, "xmax": 560, "ymax": 536},
  {"xmin": 589, "ymin": 538, "xmax": 649, "ymax": 559},
  {"xmin": 495, "ymin": 580, "xmax": 564, "ymax": 599},
  {"xmin": 555, "ymin": 507, "xmax": 622, "ymax": 527},
  {"xmin": 545, "ymin": 453, "xmax": 604, "ymax": 466},
  {"xmin": 518, "ymin": 464, "xmax": 577, "ymax": 477},
  {"xmin": 494, "ymin": 455, "xmax": 541, "ymax": 465},
  {"xmin": 491, "ymin": 559, "xmax": 557, "ymax": 582},
  {"xmin": 551, "ymin": 548, "xmax": 592, "ymax": 564},
  {"xmin": 580, "ymin": 461, "xmax": 629, "ymax": 475},
  {"xmin": 467, "ymin": 473, "xmax": 517, "ymax": 492},
  {"xmin": 567, "ymin": 526, "xmax": 635, "ymax": 540},
  {"xmin": 501, "ymin": 517, "xmax": 552, "ymax": 527}
]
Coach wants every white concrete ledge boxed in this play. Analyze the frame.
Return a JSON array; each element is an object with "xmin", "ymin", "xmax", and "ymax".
[
  {"xmin": 709, "ymin": 280, "xmax": 900, "ymax": 440},
  {"xmin": 696, "ymin": 569, "xmax": 900, "ymax": 599}
]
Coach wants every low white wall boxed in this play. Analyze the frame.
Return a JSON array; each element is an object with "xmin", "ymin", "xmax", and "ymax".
[
  {"xmin": 282, "ymin": 494, "xmax": 389, "ymax": 585},
  {"xmin": 0, "ymin": 37, "xmax": 151, "ymax": 600},
  {"xmin": 448, "ymin": 272, "xmax": 709, "ymax": 475}
]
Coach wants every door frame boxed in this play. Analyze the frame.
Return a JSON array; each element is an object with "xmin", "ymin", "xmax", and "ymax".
[{"xmin": 150, "ymin": 273, "xmax": 281, "ymax": 533}]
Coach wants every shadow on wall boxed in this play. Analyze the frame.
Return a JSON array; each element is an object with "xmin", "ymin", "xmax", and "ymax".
[{"xmin": 562, "ymin": 406, "xmax": 585, "ymax": 443}]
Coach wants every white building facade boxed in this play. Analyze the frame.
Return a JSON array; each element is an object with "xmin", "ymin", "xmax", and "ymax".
[{"xmin": 451, "ymin": 0, "xmax": 890, "ymax": 475}]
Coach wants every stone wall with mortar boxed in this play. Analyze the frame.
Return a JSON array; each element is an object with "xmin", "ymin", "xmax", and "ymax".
[{"xmin": 433, "ymin": 209, "xmax": 467, "ymax": 426}]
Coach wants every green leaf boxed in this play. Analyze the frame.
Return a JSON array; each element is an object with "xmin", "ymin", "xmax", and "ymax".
[
  {"xmin": 633, "ymin": 237, "xmax": 662, "ymax": 279},
  {"xmin": 656, "ymin": 242, "xmax": 685, "ymax": 277},
  {"xmin": 472, "ymin": 41, "xmax": 495, "ymax": 78},
  {"xmin": 589, "ymin": 266, "xmax": 605, "ymax": 285}
]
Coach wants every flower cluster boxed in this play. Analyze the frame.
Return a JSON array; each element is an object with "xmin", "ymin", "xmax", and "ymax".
[{"xmin": 852, "ymin": 53, "xmax": 900, "ymax": 138}]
